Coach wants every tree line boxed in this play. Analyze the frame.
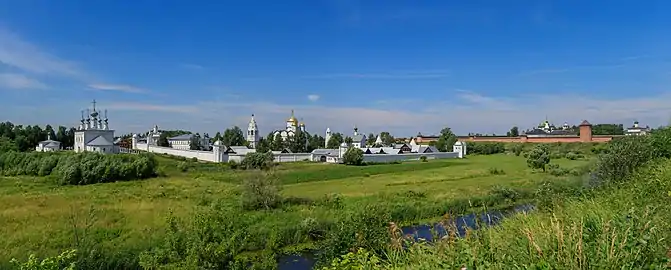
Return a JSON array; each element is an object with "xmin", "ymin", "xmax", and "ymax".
[{"xmin": 0, "ymin": 121, "xmax": 76, "ymax": 152}]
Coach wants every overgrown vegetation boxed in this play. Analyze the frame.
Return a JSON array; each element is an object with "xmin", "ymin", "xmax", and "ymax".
[
  {"xmin": 323, "ymin": 127, "xmax": 671, "ymax": 269},
  {"xmin": 0, "ymin": 151, "xmax": 158, "ymax": 185},
  {"xmin": 526, "ymin": 144, "xmax": 550, "ymax": 171},
  {"xmin": 240, "ymin": 152, "xmax": 275, "ymax": 170},
  {"xmin": 0, "ymin": 142, "xmax": 606, "ymax": 269},
  {"xmin": 343, "ymin": 147, "xmax": 364, "ymax": 166},
  {"xmin": 241, "ymin": 172, "xmax": 283, "ymax": 210}
]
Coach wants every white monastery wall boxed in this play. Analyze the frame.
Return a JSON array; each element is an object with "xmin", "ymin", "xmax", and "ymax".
[
  {"xmin": 274, "ymin": 153, "xmax": 312, "ymax": 162},
  {"xmin": 362, "ymin": 152, "xmax": 459, "ymax": 163},
  {"xmin": 135, "ymin": 143, "xmax": 219, "ymax": 162}
]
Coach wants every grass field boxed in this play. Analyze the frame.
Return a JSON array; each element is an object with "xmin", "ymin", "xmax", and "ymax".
[{"xmin": 0, "ymin": 153, "xmax": 590, "ymax": 267}]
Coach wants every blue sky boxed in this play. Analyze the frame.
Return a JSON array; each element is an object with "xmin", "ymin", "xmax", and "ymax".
[{"xmin": 1, "ymin": 0, "xmax": 671, "ymax": 137}]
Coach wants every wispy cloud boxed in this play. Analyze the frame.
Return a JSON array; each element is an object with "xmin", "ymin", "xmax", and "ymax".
[
  {"xmin": 106, "ymin": 102, "xmax": 198, "ymax": 113},
  {"xmin": 308, "ymin": 70, "xmax": 450, "ymax": 79},
  {"xmin": 517, "ymin": 63, "xmax": 625, "ymax": 77},
  {"xmin": 0, "ymin": 73, "xmax": 48, "ymax": 90},
  {"xmin": 307, "ymin": 94, "xmax": 320, "ymax": 101},
  {"xmin": 0, "ymin": 28, "xmax": 84, "ymax": 78},
  {"xmin": 5, "ymin": 89, "xmax": 671, "ymax": 137},
  {"xmin": 181, "ymin": 63, "xmax": 204, "ymax": 70},
  {"xmin": 88, "ymin": 84, "xmax": 146, "ymax": 94}
]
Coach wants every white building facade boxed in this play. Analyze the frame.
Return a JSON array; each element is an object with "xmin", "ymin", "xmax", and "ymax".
[
  {"xmin": 74, "ymin": 100, "xmax": 117, "ymax": 154},
  {"xmin": 35, "ymin": 135, "xmax": 61, "ymax": 152}
]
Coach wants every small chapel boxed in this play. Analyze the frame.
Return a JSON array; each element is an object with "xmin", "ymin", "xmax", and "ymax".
[{"xmin": 73, "ymin": 100, "xmax": 117, "ymax": 154}]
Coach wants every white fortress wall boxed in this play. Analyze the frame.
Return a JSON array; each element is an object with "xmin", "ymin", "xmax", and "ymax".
[
  {"xmin": 362, "ymin": 152, "xmax": 459, "ymax": 163},
  {"xmin": 274, "ymin": 153, "xmax": 312, "ymax": 162},
  {"xmin": 135, "ymin": 143, "xmax": 218, "ymax": 162}
]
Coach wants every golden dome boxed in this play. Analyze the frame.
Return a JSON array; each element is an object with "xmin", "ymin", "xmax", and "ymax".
[{"xmin": 287, "ymin": 109, "xmax": 298, "ymax": 123}]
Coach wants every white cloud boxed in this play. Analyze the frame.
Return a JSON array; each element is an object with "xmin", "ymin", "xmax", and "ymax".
[
  {"xmin": 3, "ymin": 91, "xmax": 671, "ymax": 138},
  {"xmin": 106, "ymin": 102, "xmax": 198, "ymax": 113},
  {"xmin": 307, "ymin": 70, "xmax": 450, "ymax": 79},
  {"xmin": 0, "ymin": 28, "xmax": 83, "ymax": 78},
  {"xmin": 307, "ymin": 94, "xmax": 320, "ymax": 101},
  {"xmin": 0, "ymin": 73, "xmax": 48, "ymax": 90},
  {"xmin": 181, "ymin": 63, "xmax": 204, "ymax": 70},
  {"xmin": 88, "ymin": 84, "xmax": 146, "ymax": 93}
]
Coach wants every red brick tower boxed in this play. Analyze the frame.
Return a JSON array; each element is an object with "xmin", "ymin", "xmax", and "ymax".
[{"xmin": 579, "ymin": 120, "xmax": 593, "ymax": 142}]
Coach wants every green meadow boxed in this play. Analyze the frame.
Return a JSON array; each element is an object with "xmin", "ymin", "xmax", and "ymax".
[{"xmin": 0, "ymin": 150, "xmax": 590, "ymax": 268}]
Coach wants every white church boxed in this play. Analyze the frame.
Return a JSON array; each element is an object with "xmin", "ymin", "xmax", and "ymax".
[{"xmin": 73, "ymin": 100, "xmax": 117, "ymax": 154}]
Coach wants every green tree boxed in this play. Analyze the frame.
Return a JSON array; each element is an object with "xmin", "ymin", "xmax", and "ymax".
[
  {"xmin": 367, "ymin": 133, "xmax": 376, "ymax": 146},
  {"xmin": 222, "ymin": 126, "xmax": 246, "ymax": 146},
  {"xmin": 189, "ymin": 135, "xmax": 201, "ymax": 150},
  {"xmin": 157, "ymin": 133, "xmax": 170, "ymax": 147},
  {"xmin": 213, "ymin": 131, "xmax": 222, "ymax": 143},
  {"xmin": 435, "ymin": 127, "xmax": 457, "ymax": 152},
  {"xmin": 308, "ymin": 134, "xmax": 326, "ymax": 152},
  {"xmin": 288, "ymin": 130, "xmax": 309, "ymax": 153},
  {"xmin": 256, "ymin": 137, "xmax": 270, "ymax": 153},
  {"xmin": 591, "ymin": 124, "xmax": 625, "ymax": 135},
  {"xmin": 326, "ymin": 132, "xmax": 344, "ymax": 149},
  {"xmin": 343, "ymin": 147, "xmax": 364, "ymax": 166},
  {"xmin": 0, "ymin": 136, "xmax": 18, "ymax": 152},
  {"xmin": 379, "ymin": 131, "xmax": 394, "ymax": 146},
  {"xmin": 344, "ymin": 136, "xmax": 353, "ymax": 145},
  {"xmin": 271, "ymin": 133, "xmax": 285, "ymax": 151},
  {"xmin": 527, "ymin": 145, "xmax": 550, "ymax": 172},
  {"xmin": 507, "ymin": 126, "xmax": 519, "ymax": 137}
]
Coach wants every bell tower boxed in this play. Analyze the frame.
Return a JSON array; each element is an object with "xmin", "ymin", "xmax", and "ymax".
[{"xmin": 247, "ymin": 114, "xmax": 259, "ymax": 148}]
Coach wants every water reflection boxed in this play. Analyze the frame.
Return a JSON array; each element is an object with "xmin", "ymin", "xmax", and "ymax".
[{"xmin": 278, "ymin": 204, "xmax": 534, "ymax": 270}]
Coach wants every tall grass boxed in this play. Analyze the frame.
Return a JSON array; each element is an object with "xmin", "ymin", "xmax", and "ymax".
[{"xmin": 329, "ymin": 129, "xmax": 671, "ymax": 269}]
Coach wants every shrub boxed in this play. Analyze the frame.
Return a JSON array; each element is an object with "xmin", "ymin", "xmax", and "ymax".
[
  {"xmin": 488, "ymin": 167, "xmax": 505, "ymax": 175},
  {"xmin": 190, "ymin": 157, "xmax": 198, "ymax": 162},
  {"xmin": 488, "ymin": 185, "xmax": 520, "ymax": 203},
  {"xmin": 547, "ymin": 164, "xmax": 572, "ymax": 176},
  {"xmin": 527, "ymin": 145, "xmax": 550, "ymax": 172},
  {"xmin": 241, "ymin": 172, "xmax": 282, "ymax": 210},
  {"xmin": 511, "ymin": 144, "xmax": 523, "ymax": 156},
  {"xmin": 419, "ymin": 155, "xmax": 428, "ymax": 162},
  {"xmin": 322, "ymin": 248, "xmax": 384, "ymax": 270},
  {"xmin": 468, "ymin": 142, "xmax": 506, "ymax": 155},
  {"xmin": 591, "ymin": 135, "xmax": 655, "ymax": 187},
  {"xmin": 177, "ymin": 161, "xmax": 190, "ymax": 172},
  {"xmin": 228, "ymin": 159, "xmax": 239, "ymax": 169},
  {"xmin": 343, "ymin": 147, "xmax": 364, "ymax": 166},
  {"xmin": 240, "ymin": 152, "xmax": 275, "ymax": 170},
  {"xmin": 0, "ymin": 152, "xmax": 158, "ymax": 185},
  {"xmin": 10, "ymin": 249, "xmax": 77, "ymax": 270}
]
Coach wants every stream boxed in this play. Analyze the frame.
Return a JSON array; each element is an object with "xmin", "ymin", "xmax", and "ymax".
[{"xmin": 277, "ymin": 204, "xmax": 535, "ymax": 270}]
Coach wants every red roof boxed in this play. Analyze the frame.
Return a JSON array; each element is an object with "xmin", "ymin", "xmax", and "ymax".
[{"xmin": 579, "ymin": 120, "xmax": 592, "ymax": 126}]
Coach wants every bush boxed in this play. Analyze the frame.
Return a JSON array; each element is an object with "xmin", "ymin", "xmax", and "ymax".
[
  {"xmin": 190, "ymin": 157, "xmax": 198, "ymax": 162},
  {"xmin": 488, "ymin": 167, "xmax": 505, "ymax": 175},
  {"xmin": 0, "ymin": 152, "xmax": 158, "ymax": 185},
  {"xmin": 343, "ymin": 147, "xmax": 364, "ymax": 166},
  {"xmin": 547, "ymin": 164, "xmax": 572, "ymax": 176},
  {"xmin": 511, "ymin": 144, "xmax": 523, "ymax": 156},
  {"xmin": 527, "ymin": 145, "xmax": 550, "ymax": 172},
  {"xmin": 240, "ymin": 152, "xmax": 275, "ymax": 170},
  {"xmin": 565, "ymin": 152, "xmax": 584, "ymax": 160},
  {"xmin": 177, "ymin": 161, "xmax": 190, "ymax": 172},
  {"xmin": 10, "ymin": 249, "xmax": 77, "ymax": 270},
  {"xmin": 228, "ymin": 159, "xmax": 239, "ymax": 169},
  {"xmin": 591, "ymin": 135, "xmax": 655, "ymax": 187},
  {"xmin": 241, "ymin": 172, "xmax": 282, "ymax": 210},
  {"xmin": 419, "ymin": 155, "xmax": 428, "ymax": 162},
  {"xmin": 468, "ymin": 142, "xmax": 506, "ymax": 155},
  {"xmin": 488, "ymin": 185, "xmax": 521, "ymax": 203}
]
